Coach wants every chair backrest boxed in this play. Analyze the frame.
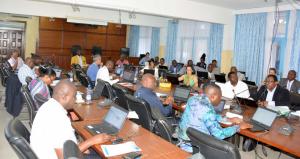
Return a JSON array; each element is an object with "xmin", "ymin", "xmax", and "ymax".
[
  {"xmin": 187, "ymin": 127, "xmax": 241, "ymax": 159},
  {"xmin": 21, "ymin": 85, "xmax": 37, "ymax": 126},
  {"xmin": 78, "ymin": 72, "xmax": 90, "ymax": 87},
  {"xmin": 112, "ymin": 84, "xmax": 129, "ymax": 110},
  {"xmin": 63, "ymin": 140, "xmax": 83, "ymax": 159},
  {"xmin": 93, "ymin": 79, "xmax": 115, "ymax": 100},
  {"xmin": 34, "ymin": 93, "xmax": 49, "ymax": 109},
  {"xmin": 155, "ymin": 119, "xmax": 173, "ymax": 143},
  {"xmin": 125, "ymin": 94, "xmax": 154, "ymax": 131},
  {"xmin": 290, "ymin": 92, "xmax": 300, "ymax": 111},
  {"xmin": 4, "ymin": 118, "xmax": 38, "ymax": 159}
]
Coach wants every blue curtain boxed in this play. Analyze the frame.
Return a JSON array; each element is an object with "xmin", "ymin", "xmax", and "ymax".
[
  {"xmin": 208, "ymin": 23, "xmax": 224, "ymax": 64},
  {"xmin": 234, "ymin": 13, "xmax": 267, "ymax": 84},
  {"xmin": 150, "ymin": 27, "xmax": 160, "ymax": 57},
  {"xmin": 128, "ymin": 25, "xmax": 140, "ymax": 57},
  {"xmin": 290, "ymin": 10, "xmax": 300, "ymax": 80},
  {"xmin": 165, "ymin": 20, "xmax": 178, "ymax": 64}
]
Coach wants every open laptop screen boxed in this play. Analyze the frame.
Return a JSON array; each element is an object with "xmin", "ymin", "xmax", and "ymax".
[
  {"xmin": 173, "ymin": 86, "xmax": 190, "ymax": 101},
  {"xmin": 252, "ymin": 107, "xmax": 277, "ymax": 128},
  {"xmin": 103, "ymin": 106, "xmax": 128, "ymax": 130},
  {"xmin": 123, "ymin": 70, "xmax": 134, "ymax": 82}
]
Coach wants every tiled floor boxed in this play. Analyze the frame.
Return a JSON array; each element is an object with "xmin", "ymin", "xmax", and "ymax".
[{"xmin": 0, "ymin": 84, "xmax": 296, "ymax": 159}]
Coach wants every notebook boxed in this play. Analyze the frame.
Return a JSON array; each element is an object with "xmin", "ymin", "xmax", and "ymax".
[{"xmin": 85, "ymin": 105, "xmax": 128, "ymax": 135}]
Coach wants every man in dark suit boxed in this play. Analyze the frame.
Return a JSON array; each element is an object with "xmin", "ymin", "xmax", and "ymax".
[
  {"xmin": 279, "ymin": 70, "xmax": 300, "ymax": 93},
  {"xmin": 255, "ymin": 74, "xmax": 290, "ymax": 107}
]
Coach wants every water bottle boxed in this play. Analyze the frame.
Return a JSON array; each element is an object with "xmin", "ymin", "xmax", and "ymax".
[
  {"xmin": 134, "ymin": 68, "xmax": 138, "ymax": 83},
  {"xmin": 86, "ymin": 84, "xmax": 93, "ymax": 104},
  {"xmin": 298, "ymin": 88, "xmax": 300, "ymax": 94}
]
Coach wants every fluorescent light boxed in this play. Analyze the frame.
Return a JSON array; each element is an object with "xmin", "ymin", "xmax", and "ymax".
[{"xmin": 67, "ymin": 17, "xmax": 107, "ymax": 26}]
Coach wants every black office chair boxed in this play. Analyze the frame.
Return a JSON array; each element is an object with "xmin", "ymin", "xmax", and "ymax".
[
  {"xmin": 34, "ymin": 93, "xmax": 49, "ymax": 109},
  {"xmin": 125, "ymin": 94, "xmax": 155, "ymax": 131},
  {"xmin": 187, "ymin": 127, "xmax": 241, "ymax": 159},
  {"xmin": 5, "ymin": 118, "xmax": 38, "ymax": 159},
  {"xmin": 112, "ymin": 84, "xmax": 129, "ymax": 110},
  {"xmin": 63, "ymin": 140, "xmax": 83, "ymax": 159},
  {"xmin": 154, "ymin": 119, "xmax": 174, "ymax": 143},
  {"xmin": 25, "ymin": 76, "xmax": 32, "ymax": 85},
  {"xmin": 78, "ymin": 72, "xmax": 90, "ymax": 88},
  {"xmin": 21, "ymin": 85, "xmax": 37, "ymax": 127},
  {"xmin": 290, "ymin": 92, "xmax": 300, "ymax": 111},
  {"xmin": 93, "ymin": 79, "xmax": 115, "ymax": 100}
]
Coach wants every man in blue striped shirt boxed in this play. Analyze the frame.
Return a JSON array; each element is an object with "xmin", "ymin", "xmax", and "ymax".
[{"xmin": 17, "ymin": 57, "xmax": 35, "ymax": 85}]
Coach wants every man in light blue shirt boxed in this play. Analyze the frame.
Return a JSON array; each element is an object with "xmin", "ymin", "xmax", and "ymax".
[
  {"xmin": 17, "ymin": 57, "xmax": 35, "ymax": 85},
  {"xmin": 87, "ymin": 55, "xmax": 102, "ymax": 87},
  {"xmin": 139, "ymin": 52, "xmax": 151, "ymax": 65}
]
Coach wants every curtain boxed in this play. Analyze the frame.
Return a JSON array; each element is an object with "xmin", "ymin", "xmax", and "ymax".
[
  {"xmin": 290, "ymin": 10, "xmax": 300, "ymax": 80},
  {"xmin": 150, "ymin": 27, "xmax": 160, "ymax": 57},
  {"xmin": 165, "ymin": 20, "xmax": 178, "ymax": 64},
  {"xmin": 128, "ymin": 26, "xmax": 140, "ymax": 56},
  {"xmin": 208, "ymin": 23, "xmax": 224, "ymax": 64},
  {"xmin": 234, "ymin": 13, "xmax": 267, "ymax": 84}
]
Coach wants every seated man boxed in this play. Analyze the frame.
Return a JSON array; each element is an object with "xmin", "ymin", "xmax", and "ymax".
[
  {"xmin": 169, "ymin": 60, "xmax": 181, "ymax": 74},
  {"xmin": 17, "ymin": 57, "xmax": 35, "ymax": 85},
  {"xmin": 134, "ymin": 73, "xmax": 173, "ymax": 117},
  {"xmin": 229, "ymin": 66, "xmax": 245, "ymax": 81},
  {"xmin": 96, "ymin": 60, "xmax": 119, "ymax": 85},
  {"xmin": 176, "ymin": 83, "xmax": 252, "ymax": 153},
  {"xmin": 255, "ymin": 74, "xmax": 290, "ymax": 108},
  {"xmin": 115, "ymin": 53, "xmax": 129, "ymax": 67},
  {"xmin": 7, "ymin": 49, "xmax": 22, "ymax": 71},
  {"xmin": 222, "ymin": 72, "xmax": 250, "ymax": 99},
  {"xmin": 87, "ymin": 55, "xmax": 102, "ymax": 87},
  {"xmin": 30, "ymin": 80, "xmax": 111, "ymax": 159},
  {"xmin": 159, "ymin": 58, "xmax": 167, "ymax": 67},
  {"xmin": 207, "ymin": 64, "xmax": 215, "ymax": 80},
  {"xmin": 279, "ymin": 70, "xmax": 300, "ymax": 93}
]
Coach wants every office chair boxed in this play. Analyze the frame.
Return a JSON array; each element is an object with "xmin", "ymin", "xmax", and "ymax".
[
  {"xmin": 5, "ymin": 118, "xmax": 38, "ymax": 159},
  {"xmin": 34, "ymin": 93, "xmax": 49, "ymax": 109},
  {"xmin": 93, "ymin": 79, "xmax": 115, "ymax": 100},
  {"xmin": 290, "ymin": 92, "xmax": 300, "ymax": 111},
  {"xmin": 125, "ymin": 94, "xmax": 155, "ymax": 131},
  {"xmin": 78, "ymin": 72, "xmax": 90, "ymax": 88},
  {"xmin": 63, "ymin": 140, "xmax": 83, "ymax": 159},
  {"xmin": 155, "ymin": 119, "xmax": 174, "ymax": 143},
  {"xmin": 21, "ymin": 85, "xmax": 37, "ymax": 127},
  {"xmin": 187, "ymin": 127, "xmax": 241, "ymax": 159},
  {"xmin": 112, "ymin": 84, "xmax": 129, "ymax": 110}
]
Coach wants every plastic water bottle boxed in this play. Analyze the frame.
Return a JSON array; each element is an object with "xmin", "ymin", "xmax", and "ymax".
[
  {"xmin": 134, "ymin": 68, "xmax": 138, "ymax": 83},
  {"xmin": 86, "ymin": 84, "xmax": 93, "ymax": 104},
  {"xmin": 298, "ymin": 88, "xmax": 300, "ymax": 94}
]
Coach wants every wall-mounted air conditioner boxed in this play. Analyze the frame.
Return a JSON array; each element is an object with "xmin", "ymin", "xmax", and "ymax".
[{"xmin": 66, "ymin": 17, "xmax": 108, "ymax": 26}]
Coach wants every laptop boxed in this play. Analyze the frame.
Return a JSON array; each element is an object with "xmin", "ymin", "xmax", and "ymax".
[
  {"xmin": 158, "ymin": 65, "xmax": 168, "ymax": 70},
  {"xmin": 250, "ymin": 107, "xmax": 277, "ymax": 132},
  {"xmin": 120, "ymin": 70, "xmax": 135, "ymax": 83},
  {"xmin": 215, "ymin": 74, "xmax": 226, "ymax": 83},
  {"xmin": 197, "ymin": 71, "xmax": 209, "ymax": 79},
  {"xmin": 173, "ymin": 86, "xmax": 191, "ymax": 103},
  {"xmin": 166, "ymin": 73, "xmax": 180, "ymax": 85},
  {"xmin": 144, "ymin": 69, "xmax": 155, "ymax": 75},
  {"xmin": 85, "ymin": 105, "xmax": 128, "ymax": 135},
  {"xmin": 158, "ymin": 69, "xmax": 168, "ymax": 78},
  {"xmin": 242, "ymin": 80, "xmax": 256, "ymax": 86},
  {"xmin": 214, "ymin": 100, "xmax": 225, "ymax": 114}
]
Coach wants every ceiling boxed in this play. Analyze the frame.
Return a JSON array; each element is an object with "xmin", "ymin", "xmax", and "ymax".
[{"xmin": 188, "ymin": 0, "xmax": 287, "ymax": 10}]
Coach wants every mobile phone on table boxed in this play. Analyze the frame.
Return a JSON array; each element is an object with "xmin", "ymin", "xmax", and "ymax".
[{"xmin": 122, "ymin": 152, "xmax": 142, "ymax": 159}]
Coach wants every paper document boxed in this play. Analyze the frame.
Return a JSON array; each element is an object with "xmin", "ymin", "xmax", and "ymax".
[
  {"xmin": 101, "ymin": 141, "xmax": 141, "ymax": 157},
  {"xmin": 226, "ymin": 112, "xmax": 243, "ymax": 119},
  {"xmin": 268, "ymin": 106, "xmax": 290, "ymax": 115},
  {"xmin": 291, "ymin": 111, "xmax": 300, "ymax": 117},
  {"xmin": 127, "ymin": 111, "xmax": 139, "ymax": 119}
]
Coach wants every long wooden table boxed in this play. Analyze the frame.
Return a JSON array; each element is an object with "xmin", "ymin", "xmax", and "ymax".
[
  {"xmin": 72, "ymin": 99, "xmax": 190, "ymax": 159},
  {"xmin": 118, "ymin": 82, "xmax": 300, "ymax": 157}
]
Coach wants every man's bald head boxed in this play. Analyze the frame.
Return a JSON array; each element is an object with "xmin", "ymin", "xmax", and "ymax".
[
  {"xmin": 204, "ymin": 84, "xmax": 222, "ymax": 106},
  {"xmin": 53, "ymin": 80, "xmax": 76, "ymax": 109},
  {"xmin": 141, "ymin": 73, "xmax": 156, "ymax": 90}
]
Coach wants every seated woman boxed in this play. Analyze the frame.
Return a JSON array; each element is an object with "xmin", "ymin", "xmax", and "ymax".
[
  {"xmin": 29, "ymin": 66, "xmax": 56, "ymax": 109},
  {"xmin": 70, "ymin": 45, "xmax": 87, "ymax": 68},
  {"xmin": 178, "ymin": 66, "xmax": 198, "ymax": 89}
]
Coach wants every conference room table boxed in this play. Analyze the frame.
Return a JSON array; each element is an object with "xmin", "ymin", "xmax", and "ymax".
[
  {"xmin": 116, "ymin": 82, "xmax": 300, "ymax": 158},
  {"xmin": 72, "ymin": 86, "xmax": 191, "ymax": 159}
]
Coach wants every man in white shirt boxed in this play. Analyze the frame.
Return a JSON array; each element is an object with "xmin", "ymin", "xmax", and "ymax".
[
  {"xmin": 96, "ymin": 60, "xmax": 119, "ymax": 85},
  {"xmin": 222, "ymin": 72, "xmax": 250, "ymax": 99},
  {"xmin": 17, "ymin": 57, "xmax": 35, "ymax": 85},
  {"xmin": 30, "ymin": 80, "xmax": 111, "ymax": 159},
  {"xmin": 256, "ymin": 74, "xmax": 290, "ymax": 109}
]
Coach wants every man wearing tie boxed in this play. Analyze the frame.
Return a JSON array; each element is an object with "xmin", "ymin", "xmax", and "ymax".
[{"xmin": 279, "ymin": 70, "xmax": 300, "ymax": 93}]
